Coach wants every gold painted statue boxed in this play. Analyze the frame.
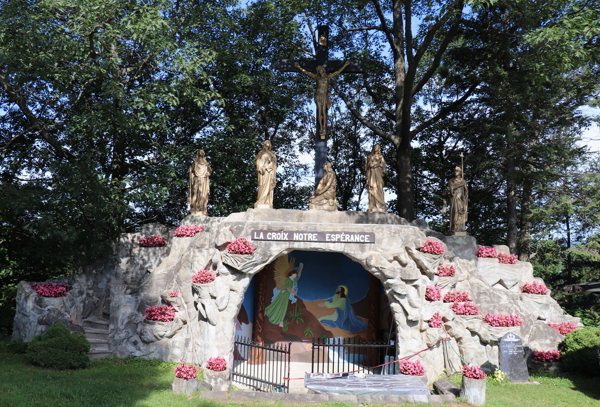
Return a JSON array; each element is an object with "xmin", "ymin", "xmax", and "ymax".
[
  {"xmin": 294, "ymin": 61, "xmax": 350, "ymax": 139},
  {"xmin": 255, "ymin": 140, "xmax": 277, "ymax": 209},
  {"xmin": 365, "ymin": 144, "xmax": 387, "ymax": 212},
  {"xmin": 188, "ymin": 149, "xmax": 212, "ymax": 216},
  {"xmin": 309, "ymin": 162, "xmax": 337, "ymax": 210},
  {"xmin": 449, "ymin": 166, "xmax": 468, "ymax": 234}
]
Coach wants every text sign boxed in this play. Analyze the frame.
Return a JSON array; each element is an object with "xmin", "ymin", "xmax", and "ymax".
[
  {"xmin": 251, "ymin": 230, "xmax": 375, "ymax": 244},
  {"xmin": 499, "ymin": 333, "xmax": 529, "ymax": 382}
]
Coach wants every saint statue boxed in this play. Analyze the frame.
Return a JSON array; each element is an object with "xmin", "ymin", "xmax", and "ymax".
[
  {"xmin": 188, "ymin": 149, "xmax": 211, "ymax": 216},
  {"xmin": 449, "ymin": 166, "xmax": 468, "ymax": 234},
  {"xmin": 294, "ymin": 61, "xmax": 350, "ymax": 139},
  {"xmin": 309, "ymin": 162, "xmax": 337, "ymax": 210},
  {"xmin": 365, "ymin": 144, "xmax": 387, "ymax": 212},
  {"xmin": 254, "ymin": 140, "xmax": 276, "ymax": 209}
]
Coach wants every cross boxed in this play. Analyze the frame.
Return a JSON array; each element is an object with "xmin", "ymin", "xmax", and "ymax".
[{"xmin": 279, "ymin": 25, "xmax": 365, "ymax": 187}]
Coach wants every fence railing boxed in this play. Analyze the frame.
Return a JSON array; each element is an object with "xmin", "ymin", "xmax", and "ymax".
[
  {"xmin": 312, "ymin": 337, "xmax": 397, "ymax": 375},
  {"xmin": 232, "ymin": 336, "xmax": 291, "ymax": 393}
]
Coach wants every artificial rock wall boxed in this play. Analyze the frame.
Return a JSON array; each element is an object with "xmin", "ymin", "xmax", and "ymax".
[{"xmin": 12, "ymin": 209, "xmax": 579, "ymax": 384}]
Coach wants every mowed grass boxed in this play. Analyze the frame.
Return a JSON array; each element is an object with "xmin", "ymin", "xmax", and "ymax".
[{"xmin": 0, "ymin": 346, "xmax": 599, "ymax": 407}]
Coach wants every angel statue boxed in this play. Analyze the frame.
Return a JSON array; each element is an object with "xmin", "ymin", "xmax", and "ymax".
[{"xmin": 264, "ymin": 255, "xmax": 304, "ymax": 328}]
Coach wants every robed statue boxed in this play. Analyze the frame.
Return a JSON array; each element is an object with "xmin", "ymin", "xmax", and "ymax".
[
  {"xmin": 449, "ymin": 166, "xmax": 468, "ymax": 234},
  {"xmin": 309, "ymin": 162, "xmax": 337, "ymax": 211},
  {"xmin": 365, "ymin": 144, "xmax": 387, "ymax": 212},
  {"xmin": 188, "ymin": 149, "xmax": 212, "ymax": 215},
  {"xmin": 255, "ymin": 140, "xmax": 277, "ymax": 208}
]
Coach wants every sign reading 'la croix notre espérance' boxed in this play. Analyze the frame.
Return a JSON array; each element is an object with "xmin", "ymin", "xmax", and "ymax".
[{"xmin": 250, "ymin": 230, "xmax": 375, "ymax": 244}]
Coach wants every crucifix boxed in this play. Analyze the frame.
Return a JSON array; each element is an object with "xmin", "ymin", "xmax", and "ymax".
[{"xmin": 279, "ymin": 25, "xmax": 365, "ymax": 187}]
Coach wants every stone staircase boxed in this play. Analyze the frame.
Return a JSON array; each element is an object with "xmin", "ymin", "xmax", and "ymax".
[{"xmin": 83, "ymin": 317, "xmax": 111, "ymax": 359}]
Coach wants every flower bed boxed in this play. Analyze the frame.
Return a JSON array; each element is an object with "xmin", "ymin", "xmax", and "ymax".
[
  {"xmin": 206, "ymin": 356, "xmax": 227, "ymax": 371},
  {"xmin": 452, "ymin": 301, "xmax": 480, "ymax": 315},
  {"xmin": 443, "ymin": 291, "xmax": 470, "ymax": 303},
  {"xmin": 226, "ymin": 237, "xmax": 256, "ymax": 254},
  {"xmin": 547, "ymin": 322, "xmax": 578, "ymax": 335},
  {"xmin": 437, "ymin": 265, "xmax": 456, "ymax": 277},
  {"xmin": 31, "ymin": 282, "xmax": 69, "ymax": 298},
  {"xmin": 483, "ymin": 313, "xmax": 523, "ymax": 327},
  {"xmin": 175, "ymin": 362, "xmax": 197, "ymax": 379},
  {"xmin": 144, "ymin": 305, "xmax": 176, "ymax": 322},
  {"xmin": 429, "ymin": 312, "xmax": 444, "ymax": 328},
  {"xmin": 172, "ymin": 225, "xmax": 205, "ymax": 237},
  {"xmin": 476, "ymin": 246, "xmax": 497, "ymax": 258},
  {"xmin": 462, "ymin": 364, "xmax": 487, "ymax": 379},
  {"xmin": 419, "ymin": 240, "xmax": 444, "ymax": 255},
  {"xmin": 399, "ymin": 360, "xmax": 425, "ymax": 376},
  {"xmin": 521, "ymin": 282, "xmax": 548, "ymax": 295},
  {"xmin": 498, "ymin": 253, "xmax": 518, "ymax": 264},
  {"xmin": 425, "ymin": 286, "xmax": 441, "ymax": 302},
  {"xmin": 192, "ymin": 270, "xmax": 215, "ymax": 284},
  {"xmin": 138, "ymin": 235, "xmax": 167, "ymax": 247},
  {"xmin": 532, "ymin": 350, "xmax": 560, "ymax": 362}
]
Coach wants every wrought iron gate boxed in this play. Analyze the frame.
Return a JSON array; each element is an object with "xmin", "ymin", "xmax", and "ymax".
[
  {"xmin": 232, "ymin": 337, "xmax": 291, "ymax": 392},
  {"xmin": 312, "ymin": 337, "xmax": 397, "ymax": 375}
]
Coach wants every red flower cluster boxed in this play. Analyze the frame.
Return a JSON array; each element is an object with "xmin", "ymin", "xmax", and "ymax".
[
  {"xmin": 436, "ymin": 265, "xmax": 456, "ymax": 277},
  {"xmin": 451, "ymin": 301, "xmax": 480, "ymax": 315},
  {"xmin": 139, "ymin": 235, "xmax": 167, "ymax": 247},
  {"xmin": 426, "ymin": 286, "xmax": 441, "ymax": 301},
  {"xmin": 483, "ymin": 313, "xmax": 524, "ymax": 327},
  {"xmin": 532, "ymin": 350, "xmax": 560, "ymax": 362},
  {"xmin": 31, "ymin": 282, "xmax": 69, "ymax": 298},
  {"xmin": 226, "ymin": 237, "xmax": 256, "ymax": 254},
  {"xmin": 498, "ymin": 253, "xmax": 518, "ymax": 264},
  {"xmin": 144, "ymin": 305, "xmax": 176, "ymax": 322},
  {"xmin": 547, "ymin": 322, "xmax": 578, "ymax": 335},
  {"xmin": 206, "ymin": 356, "xmax": 227, "ymax": 371},
  {"xmin": 172, "ymin": 225, "xmax": 205, "ymax": 237},
  {"xmin": 168, "ymin": 291, "xmax": 179, "ymax": 298},
  {"xmin": 443, "ymin": 291, "xmax": 470, "ymax": 303},
  {"xmin": 399, "ymin": 360, "xmax": 425, "ymax": 376},
  {"xmin": 462, "ymin": 364, "xmax": 487, "ymax": 380},
  {"xmin": 175, "ymin": 361, "xmax": 197, "ymax": 380},
  {"xmin": 192, "ymin": 270, "xmax": 215, "ymax": 284},
  {"xmin": 419, "ymin": 240, "xmax": 445, "ymax": 255},
  {"xmin": 476, "ymin": 246, "xmax": 497, "ymax": 258},
  {"xmin": 429, "ymin": 312, "xmax": 444, "ymax": 328},
  {"xmin": 521, "ymin": 282, "xmax": 549, "ymax": 295}
]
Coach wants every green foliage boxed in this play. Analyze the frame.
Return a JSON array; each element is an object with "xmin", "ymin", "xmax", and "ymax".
[
  {"xmin": 25, "ymin": 323, "xmax": 91, "ymax": 370},
  {"xmin": 6, "ymin": 338, "xmax": 28, "ymax": 354},
  {"xmin": 288, "ymin": 304, "xmax": 304, "ymax": 324},
  {"xmin": 560, "ymin": 327, "xmax": 600, "ymax": 376},
  {"xmin": 303, "ymin": 325, "xmax": 313, "ymax": 338}
]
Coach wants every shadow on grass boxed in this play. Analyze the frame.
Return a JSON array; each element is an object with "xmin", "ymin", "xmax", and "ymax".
[{"xmin": 531, "ymin": 371, "xmax": 600, "ymax": 401}]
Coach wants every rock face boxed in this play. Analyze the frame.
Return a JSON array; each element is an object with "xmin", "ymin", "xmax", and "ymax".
[{"xmin": 12, "ymin": 209, "xmax": 579, "ymax": 385}]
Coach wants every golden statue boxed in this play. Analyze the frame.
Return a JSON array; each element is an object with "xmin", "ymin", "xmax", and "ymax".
[
  {"xmin": 294, "ymin": 61, "xmax": 350, "ymax": 139},
  {"xmin": 309, "ymin": 162, "xmax": 337, "ymax": 210},
  {"xmin": 365, "ymin": 144, "xmax": 387, "ymax": 212},
  {"xmin": 255, "ymin": 140, "xmax": 277, "ymax": 209},
  {"xmin": 449, "ymin": 165, "xmax": 468, "ymax": 234},
  {"xmin": 188, "ymin": 149, "xmax": 212, "ymax": 216}
]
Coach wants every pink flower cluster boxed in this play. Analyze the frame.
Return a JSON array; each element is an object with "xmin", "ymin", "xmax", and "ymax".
[
  {"xmin": 144, "ymin": 305, "xmax": 176, "ymax": 322},
  {"xmin": 451, "ymin": 301, "xmax": 480, "ymax": 315},
  {"xmin": 192, "ymin": 270, "xmax": 215, "ymax": 284},
  {"xmin": 175, "ymin": 361, "xmax": 197, "ymax": 380},
  {"xmin": 399, "ymin": 360, "xmax": 425, "ymax": 376},
  {"xmin": 443, "ymin": 291, "xmax": 470, "ymax": 303},
  {"xmin": 437, "ymin": 265, "xmax": 456, "ymax": 277},
  {"xmin": 206, "ymin": 356, "xmax": 227, "ymax": 371},
  {"xmin": 476, "ymin": 246, "xmax": 497, "ymax": 258},
  {"xmin": 547, "ymin": 322, "xmax": 578, "ymax": 335},
  {"xmin": 419, "ymin": 240, "xmax": 445, "ymax": 255},
  {"xmin": 226, "ymin": 237, "xmax": 256, "ymax": 254},
  {"xmin": 521, "ymin": 282, "xmax": 549, "ymax": 295},
  {"xmin": 139, "ymin": 235, "xmax": 167, "ymax": 247},
  {"xmin": 172, "ymin": 225, "xmax": 205, "ymax": 237},
  {"xmin": 462, "ymin": 364, "xmax": 487, "ymax": 380},
  {"xmin": 532, "ymin": 350, "xmax": 560, "ymax": 362},
  {"xmin": 426, "ymin": 286, "xmax": 441, "ymax": 301},
  {"xmin": 168, "ymin": 291, "xmax": 179, "ymax": 298},
  {"xmin": 483, "ymin": 313, "xmax": 524, "ymax": 327},
  {"xmin": 429, "ymin": 312, "xmax": 444, "ymax": 328},
  {"xmin": 498, "ymin": 253, "xmax": 518, "ymax": 264},
  {"xmin": 31, "ymin": 282, "xmax": 69, "ymax": 298}
]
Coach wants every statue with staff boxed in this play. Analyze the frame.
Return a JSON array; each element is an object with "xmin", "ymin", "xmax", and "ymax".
[{"xmin": 449, "ymin": 153, "xmax": 468, "ymax": 235}]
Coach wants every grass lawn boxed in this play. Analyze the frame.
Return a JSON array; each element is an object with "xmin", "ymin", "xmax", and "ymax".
[{"xmin": 1, "ymin": 345, "xmax": 599, "ymax": 407}]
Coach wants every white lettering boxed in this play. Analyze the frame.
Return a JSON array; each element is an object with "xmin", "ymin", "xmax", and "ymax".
[
  {"xmin": 359, "ymin": 235, "xmax": 364, "ymax": 242},
  {"xmin": 365, "ymin": 235, "xmax": 370, "ymax": 242},
  {"xmin": 312, "ymin": 233, "xmax": 318, "ymax": 241},
  {"xmin": 259, "ymin": 232, "xmax": 264, "ymax": 239}
]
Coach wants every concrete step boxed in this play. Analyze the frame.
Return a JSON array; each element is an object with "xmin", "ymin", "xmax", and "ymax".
[
  {"xmin": 83, "ymin": 318, "xmax": 109, "ymax": 330},
  {"xmin": 88, "ymin": 339, "xmax": 109, "ymax": 352},
  {"xmin": 84, "ymin": 327, "xmax": 109, "ymax": 341},
  {"xmin": 89, "ymin": 350, "xmax": 112, "ymax": 360}
]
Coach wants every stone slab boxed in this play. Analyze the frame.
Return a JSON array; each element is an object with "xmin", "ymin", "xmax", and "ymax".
[
  {"xmin": 433, "ymin": 379, "xmax": 460, "ymax": 396},
  {"xmin": 499, "ymin": 333, "xmax": 529, "ymax": 382},
  {"xmin": 305, "ymin": 373, "xmax": 430, "ymax": 395},
  {"xmin": 444, "ymin": 235, "xmax": 477, "ymax": 261}
]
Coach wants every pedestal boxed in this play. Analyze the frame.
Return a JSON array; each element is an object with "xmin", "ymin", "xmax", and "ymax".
[
  {"xmin": 204, "ymin": 369, "xmax": 231, "ymax": 391},
  {"xmin": 308, "ymin": 202, "xmax": 337, "ymax": 211},
  {"xmin": 254, "ymin": 203, "xmax": 272, "ymax": 209},
  {"xmin": 460, "ymin": 377, "xmax": 486, "ymax": 406}
]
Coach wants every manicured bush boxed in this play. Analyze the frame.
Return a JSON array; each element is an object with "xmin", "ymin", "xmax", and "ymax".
[
  {"xmin": 425, "ymin": 285, "xmax": 441, "ymax": 301},
  {"xmin": 560, "ymin": 327, "xmax": 600, "ymax": 376},
  {"xmin": 437, "ymin": 264, "xmax": 456, "ymax": 277},
  {"xmin": 7, "ymin": 338, "xmax": 28, "ymax": 354},
  {"xmin": 25, "ymin": 323, "xmax": 90, "ymax": 370},
  {"xmin": 226, "ymin": 237, "xmax": 256, "ymax": 254},
  {"xmin": 419, "ymin": 240, "xmax": 444, "ymax": 255}
]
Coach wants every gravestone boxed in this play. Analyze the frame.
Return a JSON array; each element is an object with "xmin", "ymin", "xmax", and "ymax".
[{"xmin": 499, "ymin": 333, "xmax": 529, "ymax": 382}]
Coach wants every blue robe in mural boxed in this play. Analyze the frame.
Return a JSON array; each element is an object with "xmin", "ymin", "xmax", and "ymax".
[{"xmin": 320, "ymin": 296, "xmax": 368, "ymax": 334}]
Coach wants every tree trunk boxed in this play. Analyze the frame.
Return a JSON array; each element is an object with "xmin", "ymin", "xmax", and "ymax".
[
  {"xmin": 518, "ymin": 175, "xmax": 533, "ymax": 261},
  {"xmin": 395, "ymin": 143, "xmax": 415, "ymax": 221},
  {"xmin": 506, "ymin": 156, "xmax": 518, "ymax": 254}
]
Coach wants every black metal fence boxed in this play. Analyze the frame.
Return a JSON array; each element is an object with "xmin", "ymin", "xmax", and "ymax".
[
  {"xmin": 232, "ymin": 336, "xmax": 291, "ymax": 393},
  {"xmin": 312, "ymin": 337, "xmax": 397, "ymax": 375}
]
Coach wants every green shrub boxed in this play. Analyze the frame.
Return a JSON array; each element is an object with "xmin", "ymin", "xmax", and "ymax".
[
  {"xmin": 7, "ymin": 338, "xmax": 28, "ymax": 354},
  {"xmin": 25, "ymin": 323, "xmax": 91, "ymax": 370},
  {"xmin": 561, "ymin": 326, "xmax": 600, "ymax": 376}
]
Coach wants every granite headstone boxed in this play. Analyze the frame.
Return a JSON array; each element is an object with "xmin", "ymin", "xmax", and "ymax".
[{"xmin": 499, "ymin": 333, "xmax": 529, "ymax": 382}]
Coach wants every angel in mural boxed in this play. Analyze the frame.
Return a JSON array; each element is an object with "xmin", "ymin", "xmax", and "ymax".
[
  {"xmin": 265, "ymin": 255, "xmax": 304, "ymax": 327},
  {"xmin": 318, "ymin": 285, "xmax": 368, "ymax": 334}
]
